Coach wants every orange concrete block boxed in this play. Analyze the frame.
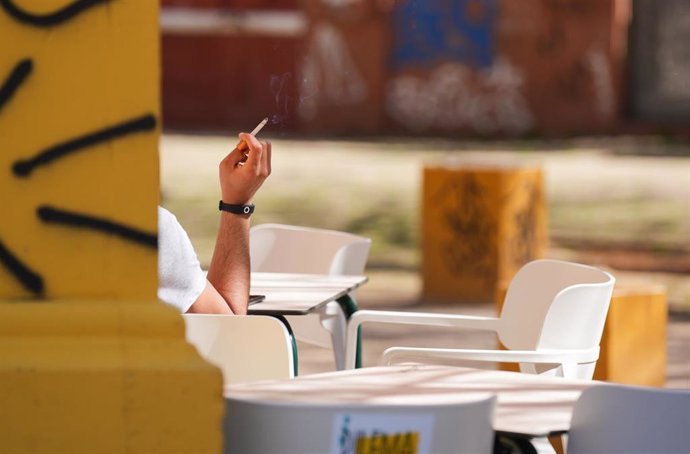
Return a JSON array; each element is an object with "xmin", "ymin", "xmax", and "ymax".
[
  {"xmin": 593, "ymin": 284, "xmax": 667, "ymax": 386},
  {"xmin": 421, "ymin": 164, "xmax": 547, "ymax": 303}
]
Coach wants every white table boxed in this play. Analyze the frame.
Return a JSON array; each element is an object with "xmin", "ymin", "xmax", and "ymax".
[
  {"xmin": 226, "ymin": 364, "xmax": 600, "ymax": 439},
  {"xmin": 248, "ymin": 272, "xmax": 368, "ymax": 370},
  {"xmin": 248, "ymin": 272, "xmax": 368, "ymax": 315}
]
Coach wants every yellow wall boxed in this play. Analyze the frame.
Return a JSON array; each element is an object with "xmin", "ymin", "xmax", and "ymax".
[
  {"xmin": 0, "ymin": 2, "xmax": 222, "ymax": 451},
  {"xmin": 0, "ymin": 0, "xmax": 158, "ymax": 299}
]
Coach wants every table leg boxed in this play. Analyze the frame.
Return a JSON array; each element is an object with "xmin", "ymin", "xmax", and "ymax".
[
  {"xmin": 336, "ymin": 294, "xmax": 362, "ymax": 369},
  {"xmin": 269, "ymin": 315, "xmax": 299, "ymax": 376},
  {"xmin": 494, "ymin": 434, "xmax": 539, "ymax": 454}
]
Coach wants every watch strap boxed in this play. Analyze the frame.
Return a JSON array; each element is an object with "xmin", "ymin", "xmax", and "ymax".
[{"xmin": 219, "ymin": 200, "xmax": 255, "ymax": 215}]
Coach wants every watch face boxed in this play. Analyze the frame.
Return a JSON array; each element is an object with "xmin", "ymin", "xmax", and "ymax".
[{"xmin": 0, "ymin": 0, "xmax": 159, "ymax": 300}]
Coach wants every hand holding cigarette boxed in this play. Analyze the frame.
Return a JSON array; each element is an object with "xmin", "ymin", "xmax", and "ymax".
[
  {"xmin": 235, "ymin": 117, "xmax": 268, "ymax": 164},
  {"xmin": 218, "ymin": 117, "xmax": 272, "ymax": 206}
]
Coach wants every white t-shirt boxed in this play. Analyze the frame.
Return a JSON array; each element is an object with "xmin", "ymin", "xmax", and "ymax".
[{"xmin": 157, "ymin": 206, "xmax": 206, "ymax": 312}]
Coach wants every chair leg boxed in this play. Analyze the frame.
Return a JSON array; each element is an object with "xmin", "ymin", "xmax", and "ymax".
[
  {"xmin": 530, "ymin": 437, "xmax": 558, "ymax": 454},
  {"xmin": 519, "ymin": 363, "xmax": 539, "ymax": 375},
  {"xmin": 560, "ymin": 362, "xmax": 578, "ymax": 379},
  {"xmin": 319, "ymin": 302, "xmax": 348, "ymax": 370}
]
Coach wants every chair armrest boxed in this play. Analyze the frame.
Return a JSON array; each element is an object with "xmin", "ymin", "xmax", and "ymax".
[
  {"xmin": 382, "ymin": 346, "xmax": 600, "ymax": 368},
  {"xmin": 344, "ymin": 310, "xmax": 501, "ymax": 369}
]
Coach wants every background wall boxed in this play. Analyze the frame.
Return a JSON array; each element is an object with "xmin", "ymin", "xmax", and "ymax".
[{"xmin": 160, "ymin": 0, "xmax": 689, "ymax": 137}]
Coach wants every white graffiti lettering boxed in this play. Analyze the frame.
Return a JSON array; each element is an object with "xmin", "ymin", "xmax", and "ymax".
[
  {"xmin": 386, "ymin": 57, "xmax": 534, "ymax": 135},
  {"xmin": 299, "ymin": 22, "xmax": 368, "ymax": 121},
  {"xmin": 586, "ymin": 49, "xmax": 615, "ymax": 119}
]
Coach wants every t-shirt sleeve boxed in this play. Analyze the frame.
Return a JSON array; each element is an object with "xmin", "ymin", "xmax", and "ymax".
[{"xmin": 157, "ymin": 206, "xmax": 206, "ymax": 313}]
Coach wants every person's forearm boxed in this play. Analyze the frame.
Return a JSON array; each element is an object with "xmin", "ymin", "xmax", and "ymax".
[
  {"xmin": 206, "ymin": 212, "xmax": 251, "ymax": 314},
  {"xmin": 206, "ymin": 131, "xmax": 270, "ymax": 314}
]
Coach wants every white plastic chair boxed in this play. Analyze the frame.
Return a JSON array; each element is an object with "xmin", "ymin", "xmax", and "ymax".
[
  {"xmin": 250, "ymin": 223, "xmax": 371, "ymax": 370},
  {"xmin": 567, "ymin": 384, "xmax": 690, "ymax": 454},
  {"xmin": 225, "ymin": 394, "xmax": 497, "ymax": 454},
  {"xmin": 345, "ymin": 259, "xmax": 615, "ymax": 379},
  {"xmin": 183, "ymin": 314, "xmax": 295, "ymax": 385}
]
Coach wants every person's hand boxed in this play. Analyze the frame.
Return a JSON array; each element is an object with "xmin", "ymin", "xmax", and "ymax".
[{"xmin": 218, "ymin": 132, "xmax": 271, "ymax": 205}]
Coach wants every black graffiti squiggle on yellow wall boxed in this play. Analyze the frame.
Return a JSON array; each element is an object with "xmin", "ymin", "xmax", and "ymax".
[
  {"xmin": 0, "ymin": 58, "xmax": 32, "ymax": 112},
  {"xmin": 38, "ymin": 206, "xmax": 158, "ymax": 248},
  {"xmin": 13, "ymin": 114, "xmax": 156, "ymax": 177},
  {"xmin": 0, "ymin": 238, "xmax": 44, "ymax": 294},
  {"xmin": 0, "ymin": 59, "xmax": 41, "ymax": 293},
  {"xmin": 0, "ymin": 0, "xmax": 111, "ymax": 27},
  {"xmin": 0, "ymin": 0, "xmax": 158, "ymax": 297},
  {"xmin": 1, "ymin": 111, "xmax": 157, "ymax": 295}
]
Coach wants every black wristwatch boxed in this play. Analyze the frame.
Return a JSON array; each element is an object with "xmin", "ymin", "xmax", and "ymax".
[{"xmin": 219, "ymin": 200, "xmax": 255, "ymax": 215}]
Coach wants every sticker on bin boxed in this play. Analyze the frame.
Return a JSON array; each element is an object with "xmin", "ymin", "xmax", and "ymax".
[{"xmin": 330, "ymin": 412, "xmax": 434, "ymax": 454}]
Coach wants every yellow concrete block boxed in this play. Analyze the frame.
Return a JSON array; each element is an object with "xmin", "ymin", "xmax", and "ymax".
[
  {"xmin": 0, "ymin": 301, "xmax": 224, "ymax": 453},
  {"xmin": 593, "ymin": 284, "xmax": 667, "ymax": 386},
  {"xmin": 421, "ymin": 164, "xmax": 547, "ymax": 303}
]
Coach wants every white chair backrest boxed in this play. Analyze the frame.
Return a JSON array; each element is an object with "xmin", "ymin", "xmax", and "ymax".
[
  {"xmin": 498, "ymin": 259, "xmax": 615, "ymax": 351},
  {"xmin": 225, "ymin": 395, "xmax": 496, "ymax": 454},
  {"xmin": 183, "ymin": 314, "xmax": 294, "ymax": 386},
  {"xmin": 250, "ymin": 224, "xmax": 371, "ymax": 353},
  {"xmin": 250, "ymin": 223, "xmax": 371, "ymax": 275},
  {"xmin": 567, "ymin": 385, "xmax": 690, "ymax": 454}
]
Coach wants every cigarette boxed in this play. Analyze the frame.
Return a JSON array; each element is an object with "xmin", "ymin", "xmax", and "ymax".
[
  {"xmin": 236, "ymin": 117, "xmax": 268, "ymax": 153},
  {"xmin": 250, "ymin": 117, "xmax": 269, "ymax": 136}
]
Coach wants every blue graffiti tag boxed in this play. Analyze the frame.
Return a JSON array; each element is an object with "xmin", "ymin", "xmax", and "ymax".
[{"xmin": 391, "ymin": 0, "xmax": 497, "ymax": 70}]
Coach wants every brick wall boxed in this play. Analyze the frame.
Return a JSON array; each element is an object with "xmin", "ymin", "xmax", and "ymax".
[
  {"xmin": 161, "ymin": 0, "xmax": 303, "ymax": 131},
  {"xmin": 160, "ymin": 0, "xmax": 648, "ymax": 136}
]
